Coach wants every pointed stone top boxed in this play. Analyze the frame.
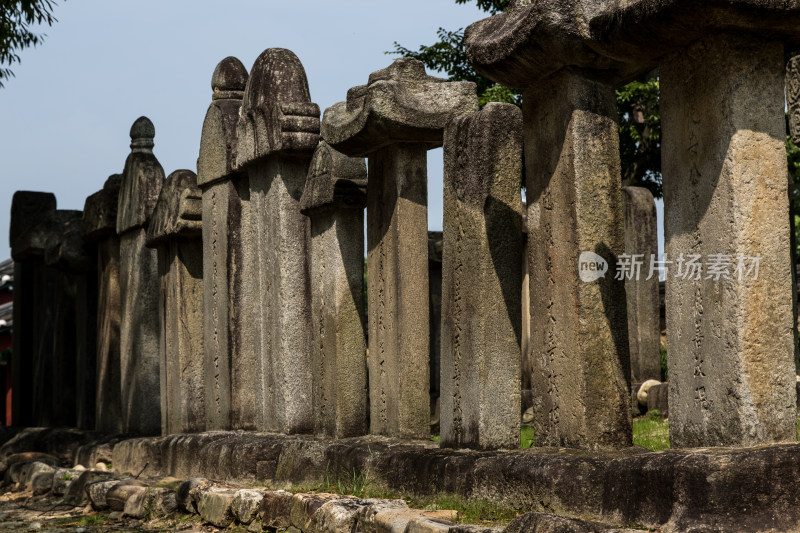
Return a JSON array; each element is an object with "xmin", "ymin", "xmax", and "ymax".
[
  {"xmin": 130, "ymin": 116, "xmax": 155, "ymax": 153},
  {"xmin": 146, "ymin": 169, "xmax": 202, "ymax": 247},
  {"xmin": 321, "ymin": 57, "xmax": 478, "ymax": 158},
  {"xmin": 236, "ymin": 48, "xmax": 320, "ymax": 168},
  {"xmin": 300, "ymin": 141, "xmax": 367, "ymax": 216},
  {"xmin": 83, "ymin": 174, "xmax": 122, "ymax": 241},
  {"xmin": 212, "ymin": 56, "xmax": 248, "ymax": 97}
]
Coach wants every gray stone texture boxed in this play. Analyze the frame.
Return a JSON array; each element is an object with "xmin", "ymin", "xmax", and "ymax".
[
  {"xmin": 300, "ymin": 141, "xmax": 368, "ymax": 438},
  {"xmin": 662, "ymin": 33, "xmax": 797, "ymax": 447},
  {"xmin": 322, "ymin": 58, "xmax": 478, "ymax": 438},
  {"xmin": 523, "ymin": 72, "xmax": 631, "ymax": 449},
  {"xmin": 146, "ymin": 169, "xmax": 205, "ymax": 435},
  {"xmin": 43, "ymin": 209, "xmax": 97, "ymax": 431},
  {"xmin": 785, "ymin": 56, "xmax": 800, "ymax": 374},
  {"xmin": 117, "ymin": 116, "xmax": 165, "ymax": 435},
  {"xmin": 622, "ymin": 187, "xmax": 661, "ymax": 384},
  {"xmin": 428, "ymin": 232, "xmax": 443, "ymax": 417},
  {"xmin": 9, "ymin": 191, "xmax": 56, "ymax": 427},
  {"xmin": 236, "ymin": 48, "xmax": 319, "ymax": 433},
  {"xmin": 198, "ymin": 56, "xmax": 252, "ymax": 431},
  {"xmin": 440, "ymin": 103, "xmax": 523, "ymax": 450},
  {"xmin": 83, "ymin": 175, "xmax": 123, "ymax": 434}
]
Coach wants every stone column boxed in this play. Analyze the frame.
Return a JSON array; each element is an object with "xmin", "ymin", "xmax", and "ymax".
[
  {"xmin": 9, "ymin": 191, "xmax": 56, "ymax": 427},
  {"xmin": 323, "ymin": 58, "xmax": 478, "ymax": 439},
  {"xmin": 662, "ymin": 33, "xmax": 796, "ymax": 446},
  {"xmin": 198, "ymin": 57, "xmax": 252, "ymax": 431},
  {"xmin": 784, "ymin": 56, "xmax": 800, "ymax": 374},
  {"xmin": 440, "ymin": 103, "xmax": 523, "ymax": 450},
  {"xmin": 428, "ymin": 231, "xmax": 443, "ymax": 424},
  {"xmin": 146, "ymin": 170, "xmax": 205, "ymax": 435},
  {"xmin": 116, "ymin": 116, "xmax": 165, "ymax": 436},
  {"xmin": 467, "ymin": 5, "xmax": 632, "ymax": 449},
  {"xmin": 622, "ymin": 186, "xmax": 661, "ymax": 384},
  {"xmin": 300, "ymin": 141, "xmax": 368, "ymax": 438},
  {"xmin": 83, "ymin": 175, "xmax": 123, "ymax": 434},
  {"xmin": 236, "ymin": 48, "xmax": 320, "ymax": 434},
  {"xmin": 44, "ymin": 210, "xmax": 97, "ymax": 430}
]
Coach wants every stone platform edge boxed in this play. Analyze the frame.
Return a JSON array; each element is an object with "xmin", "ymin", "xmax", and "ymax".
[{"xmin": 2, "ymin": 428, "xmax": 799, "ymax": 533}]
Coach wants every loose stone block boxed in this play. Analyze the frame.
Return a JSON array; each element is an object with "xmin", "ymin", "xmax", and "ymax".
[
  {"xmin": 440, "ymin": 103, "xmax": 523, "ymax": 450},
  {"xmin": 466, "ymin": 5, "xmax": 632, "ymax": 449},
  {"xmin": 116, "ymin": 116, "xmax": 165, "ymax": 435},
  {"xmin": 9, "ymin": 191, "xmax": 56, "ymax": 427},
  {"xmin": 146, "ymin": 169, "xmax": 205, "ymax": 435},
  {"xmin": 44, "ymin": 209, "xmax": 97, "ymax": 430},
  {"xmin": 83, "ymin": 175, "xmax": 123, "ymax": 434},
  {"xmin": 198, "ymin": 56, "xmax": 251, "ymax": 431},
  {"xmin": 622, "ymin": 187, "xmax": 661, "ymax": 384},
  {"xmin": 235, "ymin": 48, "xmax": 320, "ymax": 433},
  {"xmin": 322, "ymin": 58, "xmax": 478, "ymax": 438},
  {"xmin": 300, "ymin": 141, "xmax": 368, "ymax": 438},
  {"xmin": 662, "ymin": 33, "xmax": 796, "ymax": 446}
]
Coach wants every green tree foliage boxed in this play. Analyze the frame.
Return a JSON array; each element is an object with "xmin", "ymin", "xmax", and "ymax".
[
  {"xmin": 390, "ymin": 0, "xmax": 662, "ymax": 198},
  {"xmin": 0, "ymin": 0, "xmax": 59, "ymax": 87}
]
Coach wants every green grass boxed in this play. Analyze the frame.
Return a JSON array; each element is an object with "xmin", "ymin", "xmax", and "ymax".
[
  {"xmin": 521, "ymin": 425, "xmax": 534, "ymax": 449},
  {"xmin": 632, "ymin": 411, "xmax": 670, "ymax": 451},
  {"xmin": 78, "ymin": 515, "xmax": 108, "ymax": 526}
]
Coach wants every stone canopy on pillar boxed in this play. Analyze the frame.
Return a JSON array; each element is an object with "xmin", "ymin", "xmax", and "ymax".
[
  {"xmin": 83, "ymin": 176, "xmax": 122, "ymax": 242},
  {"xmin": 145, "ymin": 170, "xmax": 203, "ymax": 247},
  {"xmin": 300, "ymin": 141, "xmax": 367, "ymax": 216},
  {"xmin": 322, "ymin": 58, "xmax": 478, "ymax": 157}
]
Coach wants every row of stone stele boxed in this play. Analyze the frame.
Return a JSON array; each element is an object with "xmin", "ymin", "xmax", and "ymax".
[{"xmin": 1, "ymin": 451, "xmax": 642, "ymax": 533}]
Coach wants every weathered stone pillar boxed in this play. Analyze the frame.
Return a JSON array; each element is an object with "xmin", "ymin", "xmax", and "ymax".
[
  {"xmin": 83, "ymin": 175, "xmax": 123, "ymax": 434},
  {"xmin": 44, "ymin": 210, "xmax": 97, "ymax": 430},
  {"xmin": 146, "ymin": 170, "xmax": 205, "ymax": 435},
  {"xmin": 197, "ymin": 56, "xmax": 251, "ymax": 431},
  {"xmin": 300, "ymin": 141, "xmax": 368, "ymax": 438},
  {"xmin": 661, "ymin": 34, "xmax": 795, "ymax": 446},
  {"xmin": 467, "ymin": 8, "xmax": 631, "ymax": 448},
  {"xmin": 323, "ymin": 58, "xmax": 478, "ymax": 439},
  {"xmin": 236, "ymin": 48, "xmax": 320, "ymax": 434},
  {"xmin": 117, "ymin": 116, "xmax": 165, "ymax": 435},
  {"xmin": 784, "ymin": 56, "xmax": 800, "ymax": 374},
  {"xmin": 440, "ymin": 103, "xmax": 523, "ymax": 450},
  {"xmin": 622, "ymin": 186, "xmax": 661, "ymax": 384},
  {"xmin": 428, "ymin": 231, "xmax": 443, "ymax": 424},
  {"xmin": 9, "ymin": 191, "xmax": 56, "ymax": 427}
]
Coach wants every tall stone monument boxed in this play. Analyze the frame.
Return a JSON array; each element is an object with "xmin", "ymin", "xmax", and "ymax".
[
  {"xmin": 236, "ymin": 48, "xmax": 319, "ymax": 434},
  {"xmin": 300, "ymin": 141, "xmax": 368, "ymax": 438},
  {"xmin": 322, "ymin": 58, "xmax": 478, "ymax": 439},
  {"xmin": 197, "ymin": 56, "xmax": 251, "ymax": 431},
  {"xmin": 146, "ymin": 169, "xmax": 205, "ymax": 435},
  {"xmin": 622, "ymin": 186, "xmax": 661, "ymax": 384},
  {"xmin": 117, "ymin": 116, "xmax": 165, "ymax": 435},
  {"xmin": 466, "ymin": 2, "xmax": 632, "ymax": 448},
  {"xmin": 9, "ymin": 191, "xmax": 56, "ymax": 427},
  {"xmin": 83, "ymin": 175, "xmax": 123, "ymax": 434},
  {"xmin": 440, "ymin": 103, "xmax": 523, "ymax": 450}
]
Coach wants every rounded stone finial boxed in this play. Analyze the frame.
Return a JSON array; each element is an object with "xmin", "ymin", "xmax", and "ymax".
[
  {"xmin": 212, "ymin": 56, "xmax": 248, "ymax": 94},
  {"xmin": 130, "ymin": 116, "xmax": 155, "ymax": 153}
]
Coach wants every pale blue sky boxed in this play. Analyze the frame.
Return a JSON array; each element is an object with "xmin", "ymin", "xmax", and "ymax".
[{"xmin": 0, "ymin": 0, "xmax": 664, "ymax": 260}]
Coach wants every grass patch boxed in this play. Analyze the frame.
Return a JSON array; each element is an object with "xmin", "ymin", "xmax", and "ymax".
[
  {"xmin": 521, "ymin": 425, "xmax": 534, "ymax": 449},
  {"xmin": 78, "ymin": 515, "xmax": 108, "ymax": 526},
  {"xmin": 408, "ymin": 493, "xmax": 518, "ymax": 525},
  {"xmin": 633, "ymin": 411, "xmax": 670, "ymax": 451}
]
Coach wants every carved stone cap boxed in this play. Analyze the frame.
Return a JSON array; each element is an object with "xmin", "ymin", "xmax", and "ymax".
[
  {"xmin": 321, "ymin": 58, "xmax": 479, "ymax": 158},
  {"xmin": 198, "ymin": 57, "xmax": 248, "ymax": 188},
  {"xmin": 9, "ymin": 190, "xmax": 56, "ymax": 255},
  {"xmin": 300, "ymin": 141, "xmax": 367, "ymax": 216},
  {"xmin": 12, "ymin": 210, "xmax": 78, "ymax": 263},
  {"xmin": 236, "ymin": 48, "xmax": 320, "ymax": 169},
  {"xmin": 117, "ymin": 116, "xmax": 165, "ymax": 235},
  {"xmin": 83, "ymin": 174, "xmax": 122, "ymax": 242},
  {"xmin": 44, "ymin": 210, "xmax": 94, "ymax": 273},
  {"xmin": 466, "ymin": 0, "xmax": 800, "ymax": 88},
  {"xmin": 146, "ymin": 169, "xmax": 202, "ymax": 247}
]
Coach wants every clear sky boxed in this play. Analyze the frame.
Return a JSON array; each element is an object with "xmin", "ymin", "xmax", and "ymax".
[{"xmin": 0, "ymin": 0, "xmax": 665, "ymax": 261}]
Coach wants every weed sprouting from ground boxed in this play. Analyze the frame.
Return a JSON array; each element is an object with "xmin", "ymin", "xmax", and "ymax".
[{"xmin": 633, "ymin": 412, "xmax": 670, "ymax": 451}]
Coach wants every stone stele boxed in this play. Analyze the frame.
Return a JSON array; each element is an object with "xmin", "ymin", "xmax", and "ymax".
[
  {"xmin": 300, "ymin": 141, "xmax": 368, "ymax": 439},
  {"xmin": 146, "ymin": 169, "xmax": 205, "ymax": 436},
  {"xmin": 322, "ymin": 57, "xmax": 478, "ymax": 439},
  {"xmin": 116, "ymin": 116, "xmax": 165, "ymax": 436},
  {"xmin": 440, "ymin": 102, "xmax": 523, "ymax": 450}
]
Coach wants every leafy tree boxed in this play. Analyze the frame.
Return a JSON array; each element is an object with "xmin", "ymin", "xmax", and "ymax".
[
  {"xmin": 0, "ymin": 0, "xmax": 60, "ymax": 88},
  {"xmin": 390, "ymin": 0, "xmax": 662, "ymax": 199}
]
